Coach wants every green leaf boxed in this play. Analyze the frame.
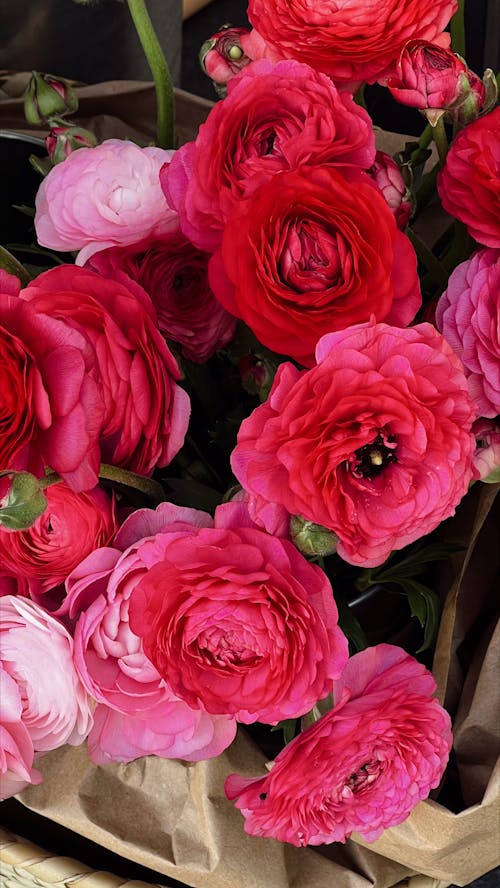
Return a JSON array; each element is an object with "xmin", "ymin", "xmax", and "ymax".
[
  {"xmin": 0, "ymin": 471, "xmax": 48, "ymax": 530},
  {"xmin": 336, "ymin": 596, "xmax": 368, "ymax": 653},
  {"xmin": 397, "ymin": 579, "xmax": 441, "ymax": 652},
  {"xmin": 270, "ymin": 719, "xmax": 297, "ymax": 745},
  {"xmin": 0, "ymin": 246, "xmax": 30, "ymax": 286}
]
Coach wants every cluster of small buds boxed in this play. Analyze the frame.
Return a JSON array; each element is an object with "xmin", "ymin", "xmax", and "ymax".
[{"xmin": 23, "ymin": 71, "xmax": 97, "ymax": 167}]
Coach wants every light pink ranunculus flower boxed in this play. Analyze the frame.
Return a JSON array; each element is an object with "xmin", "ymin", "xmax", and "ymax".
[
  {"xmin": 0, "ymin": 666, "xmax": 42, "ymax": 800},
  {"xmin": 0, "ymin": 596, "xmax": 93, "ymax": 762},
  {"xmin": 436, "ymin": 248, "xmax": 500, "ymax": 418},
  {"xmin": 35, "ymin": 139, "xmax": 178, "ymax": 265},
  {"xmin": 225, "ymin": 644, "xmax": 452, "ymax": 846},
  {"xmin": 65, "ymin": 503, "xmax": 237, "ymax": 764}
]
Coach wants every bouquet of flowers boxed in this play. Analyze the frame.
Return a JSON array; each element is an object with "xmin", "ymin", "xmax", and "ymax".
[{"xmin": 0, "ymin": 0, "xmax": 499, "ymax": 882}]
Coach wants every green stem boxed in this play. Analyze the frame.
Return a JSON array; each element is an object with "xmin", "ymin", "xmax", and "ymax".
[
  {"xmin": 450, "ymin": 0, "xmax": 466, "ymax": 58},
  {"xmin": 126, "ymin": 0, "xmax": 174, "ymax": 148},
  {"xmin": 442, "ymin": 221, "xmax": 474, "ymax": 273},
  {"xmin": 407, "ymin": 228, "xmax": 449, "ymax": 290},
  {"xmin": 98, "ymin": 464, "xmax": 165, "ymax": 504},
  {"xmin": 432, "ymin": 117, "xmax": 449, "ymax": 166}
]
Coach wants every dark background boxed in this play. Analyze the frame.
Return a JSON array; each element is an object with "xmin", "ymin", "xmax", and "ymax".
[{"xmin": 1, "ymin": 1, "xmax": 499, "ymax": 886}]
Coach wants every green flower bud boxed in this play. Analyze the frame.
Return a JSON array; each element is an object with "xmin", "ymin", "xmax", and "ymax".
[
  {"xmin": 0, "ymin": 472, "xmax": 48, "ymax": 531},
  {"xmin": 290, "ymin": 515, "xmax": 338, "ymax": 557},
  {"xmin": 24, "ymin": 72, "xmax": 78, "ymax": 126}
]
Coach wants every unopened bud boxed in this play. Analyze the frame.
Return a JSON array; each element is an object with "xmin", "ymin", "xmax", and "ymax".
[
  {"xmin": 239, "ymin": 354, "xmax": 275, "ymax": 401},
  {"xmin": 368, "ymin": 151, "xmax": 414, "ymax": 229},
  {"xmin": 24, "ymin": 72, "xmax": 78, "ymax": 126},
  {"xmin": 290, "ymin": 515, "xmax": 338, "ymax": 557},
  {"xmin": 46, "ymin": 124, "xmax": 97, "ymax": 165},
  {"xmin": 200, "ymin": 24, "xmax": 252, "ymax": 97},
  {"xmin": 0, "ymin": 472, "xmax": 48, "ymax": 531}
]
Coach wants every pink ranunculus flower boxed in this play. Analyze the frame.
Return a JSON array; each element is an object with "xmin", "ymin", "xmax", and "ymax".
[
  {"xmin": 0, "ymin": 287, "xmax": 103, "ymax": 492},
  {"xmin": 225, "ymin": 644, "xmax": 452, "ymax": 846},
  {"xmin": 368, "ymin": 151, "xmax": 413, "ymax": 229},
  {"xmin": 437, "ymin": 107, "xmax": 500, "ymax": 248},
  {"xmin": 65, "ymin": 503, "xmax": 237, "ymax": 764},
  {"xmin": 0, "ymin": 597, "xmax": 93, "ymax": 763},
  {"xmin": 34, "ymin": 139, "xmax": 178, "ymax": 265},
  {"xmin": 21, "ymin": 265, "xmax": 190, "ymax": 478},
  {"xmin": 0, "ymin": 482, "xmax": 116, "ymax": 610},
  {"xmin": 384, "ymin": 41, "xmax": 485, "ymax": 123},
  {"xmin": 162, "ymin": 59, "xmax": 375, "ymax": 252},
  {"xmin": 0, "ymin": 666, "xmax": 42, "ymax": 800},
  {"xmin": 231, "ymin": 321, "xmax": 475, "ymax": 567},
  {"xmin": 436, "ymin": 248, "xmax": 500, "ymax": 418},
  {"xmin": 129, "ymin": 501, "xmax": 348, "ymax": 724},
  {"xmin": 246, "ymin": 0, "xmax": 457, "ymax": 86},
  {"xmin": 87, "ymin": 234, "xmax": 236, "ymax": 363}
]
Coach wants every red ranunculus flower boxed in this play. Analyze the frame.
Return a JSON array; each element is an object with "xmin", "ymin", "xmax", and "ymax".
[
  {"xmin": 87, "ymin": 234, "xmax": 236, "ymax": 363},
  {"xmin": 0, "ymin": 287, "xmax": 103, "ymax": 491},
  {"xmin": 129, "ymin": 504, "xmax": 348, "ymax": 725},
  {"xmin": 231, "ymin": 321, "xmax": 475, "ymax": 567},
  {"xmin": 20, "ymin": 265, "xmax": 190, "ymax": 477},
  {"xmin": 209, "ymin": 166, "xmax": 420, "ymax": 366},
  {"xmin": 0, "ymin": 482, "xmax": 116, "ymax": 604},
  {"xmin": 437, "ymin": 106, "xmax": 500, "ymax": 248},
  {"xmin": 162, "ymin": 59, "xmax": 375, "ymax": 253},
  {"xmin": 247, "ymin": 0, "xmax": 457, "ymax": 86},
  {"xmin": 225, "ymin": 645, "xmax": 452, "ymax": 846}
]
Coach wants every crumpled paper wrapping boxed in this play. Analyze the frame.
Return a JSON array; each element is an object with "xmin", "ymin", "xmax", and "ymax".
[{"xmin": 1, "ymin": 73, "xmax": 498, "ymax": 888}]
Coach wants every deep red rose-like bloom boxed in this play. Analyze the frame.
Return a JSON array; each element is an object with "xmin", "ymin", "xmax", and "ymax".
[
  {"xmin": 437, "ymin": 107, "xmax": 500, "ymax": 248},
  {"xmin": 231, "ymin": 322, "xmax": 475, "ymax": 567},
  {"xmin": 129, "ymin": 516, "xmax": 348, "ymax": 725},
  {"xmin": 87, "ymin": 234, "xmax": 236, "ymax": 364},
  {"xmin": 209, "ymin": 166, "xmax": 420, "ymax": 366},
  {"xmin": 162, "ymin": 59, "xmax": 375, "ymax": 253},
  {"xmin": 384, "ymin": 41, "xmax": 484, "ymax": 111},
  {"xmin": 436, "ymin": 248, "xmax": 500, "ymax": 418},
  {"xmin": 0, "ymin": 483, "xmax": 116, "ymax": 602},
  {"xmin": 0, "ymin": 289, "xmax": 103, "ymax": 491},
  {"xmin": 21, "ymin": 265, "xmax": 190, "ymax": 477},
  {"xmin": 247, "ymin": 0, "xmax": 457, "ymax": 86},
  {"xmin": 226, "ymin": 645, "xmax": 452, "ymax": 846}
]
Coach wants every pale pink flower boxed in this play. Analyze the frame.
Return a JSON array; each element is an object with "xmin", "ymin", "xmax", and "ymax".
[
  {"xmin": 226, "ymin": 644, "xmax": 452, "ymax": 846},
  {"xmin": 35, "ymin": 139, "xmax": 178, "ymax": 265},
  {"xmin": 0, "ymin": 596, "xmax": 93, "ymax": 759},
  {"xmin": 0, "ymin": 666, "xmax": 42, "ymax": 800},
  {"xmin": 436, "ymin": 248, "xmax": 500, "ymax": 418}
]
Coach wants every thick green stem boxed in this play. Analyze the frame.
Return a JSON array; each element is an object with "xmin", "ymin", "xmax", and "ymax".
[
  {"xmin": 98, "ymin": 464, "xmax": 165, "ymax": 504},
  {"xmin": 432, "ymin": 117, "xmax": 449, "ymax": 166},
  {"xmin": 450, "ymin": 0, "xmax": 466, "ymax": 59},
  {"xmin": 126, "ymin": 0, "xmax": 174, "ymax": 148}
]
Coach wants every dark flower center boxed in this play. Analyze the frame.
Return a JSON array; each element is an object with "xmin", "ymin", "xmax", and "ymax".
[
  {"xmin": 345, "ymin": 760, "xmax": 381, "ymax": 793},
  {"xmin": 351, "ymin": 432, "xmax": 397, "ymax": 479}
]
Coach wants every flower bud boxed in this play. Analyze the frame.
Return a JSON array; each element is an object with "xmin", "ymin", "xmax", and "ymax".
[
  {"xmin": 368, "ymin": 151, "xmax": 413, "ymax": 229},
  {"xmin": 472, "ymin": 419, "xmax": 500, "ymax": 483},
  {"xmin": 200, "ymin": 25, "xmax": 252, "ymax": 96},
  {"xmin": 384, "ymin": 41, "xmax": 485, "ymax": 126},
  {"xmin": 24, "ymin": 72, "xmax": 78, "ymax": 126},
  {"xmin": 46, "ymin": 125, "xmax": 98, "ymax": 165},
  {"xmin": 239, "ymin": 354, "xmax": 275, "ymax": 401},
  {"xmin": 0, "ymin": 472, "xmax": 48, "ymax": 531},
  {"xmin": 290, "ymin": 515, "xmax": 338, "ymax": 557}
]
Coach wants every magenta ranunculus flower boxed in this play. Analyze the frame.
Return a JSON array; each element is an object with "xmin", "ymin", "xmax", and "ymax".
[
  {"xmin": 0, "ymin": 482, "xmax": 116, "ymax": 609},
  {"xmin": 0, "ymin": 666, "xmax": 42, "ymax": 800},
  {"xmin": 232, "ymin": 321, "xmax": 475, "ymax": 567},
  {"xmin": 0, "ymin": 596, "xmax": 93, "ymax": 800},
  {"xmin": 65, "ymin": 503, "xmax": 237, "ymax": 765},
  {"xmin": 129, "ymin": 501, "xmax": 348, "ymax": 725},
  {"xmin": 368, "ymin": 151, "xmax": 413, "ymax": 229},
  {"xmin": 225, "ymin": 644, "xmax": 452, "ymax": 846},
  {"xmin": 34, "ymin": 139, "xmax": 178, "ymax": 265},
  {"xmin": 87, "ymin": 234, "xmax": 236, "ymax": 363},
  {"xmin": 162, "ymin": 59, "xmax": 375, "ymax": 252},
  {"xmin": 21, "ymin": 265, "xmax": 190, "ymax": 479},
  {"xmin": 437, "ymin": 107, "xmax": 500, "ymax": 248},
  {"xmin": 436, "ymin": 248, "xmax": 500, "ymax": 418},
  {"xmin": 0, "ymin": 287, "xmax": 103, "ymax": 492}
]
